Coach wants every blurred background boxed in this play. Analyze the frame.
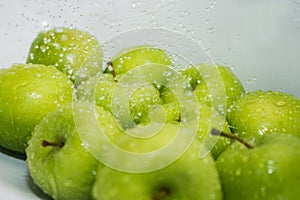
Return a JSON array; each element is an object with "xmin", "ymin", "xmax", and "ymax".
[{"xmin": 0, "ymin": 0, "xmax": 299, "ymax": 97}]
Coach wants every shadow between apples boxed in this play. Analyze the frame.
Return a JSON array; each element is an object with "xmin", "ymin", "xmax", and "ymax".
[
  {"xmin": 26, "ymin": 172, "xmax": 53, "ymax": 200},
  {"xmin": 0, "ymin": 145, "xmax": 26, "ymax": 160}
]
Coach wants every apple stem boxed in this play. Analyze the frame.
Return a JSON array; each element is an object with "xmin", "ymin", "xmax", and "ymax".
[
  {"xmin": 106, "ymin": 61, "xmax": 118, "ymax": 83},
  {"xmin": 152, "ymin": 187, "xmax": 170, "ymax": 200},
  {"xmin": 42, "ymin": 140, "xmax": 64, "ymax": 148},
  {"xmin": 211, "ymin": 128, "xmax": 254, "ymax": 149}
]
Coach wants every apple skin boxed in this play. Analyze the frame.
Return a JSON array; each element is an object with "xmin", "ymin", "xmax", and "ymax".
[
  {"xmin": 157, "ymin": 86, "xmax": 231, "ymax": 159},
  {"xmin": 179, "ymin": 64, "xmax": 201, "ymax": 90},
  {"xmin": 216, "ymin": 133, "xmax": 300, "ymax": 200},
  {"xmin": 0, "ymin": 63, "xmax": 73, "ymax": 153},
  {"xmin": 228, "ymin": 90, "xmax": 300, "ymax": 142},
  {"xmin": 26, "ymin": 27, "xmax": 103, "ymax": 81},
  {"xmin": 179, "ymin": 64, "xmax": 244, "ymax": 116},
  {"xmin": 92, "ymin": 124, "xmax": 222, "ymax": 200},
  {"xmin": 26, "ymin": 103, "xmax": 121, "ymax": 200},
  {"xmin": 77, "ymin": 73, "xmax": 163, "ymax": 128},
  {"xmin": 76, "ymin": 73, "xmax": 118, "ymax": 112},
  {"xmin": 197, "ymin": 105, "xmax": 232, "ymax": 159},
  {"xmin": 105, "ymin": 46, "xmax": 173, "ymax": 75},
  {"xmin": 158, "ymin": 86, "xmax": 181, "ymax": 123},
  {"xmin": 193, "ymin": 64, "xmax": 245, "ymax": 116}
]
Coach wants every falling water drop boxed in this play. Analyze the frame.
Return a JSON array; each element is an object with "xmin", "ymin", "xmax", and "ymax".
[{"xmin": 42, "ymin": 21, "xmax": 49, "ymax": 28}]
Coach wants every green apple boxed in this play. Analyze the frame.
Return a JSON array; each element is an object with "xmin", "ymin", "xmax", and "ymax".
[
  {"xmin": 26, "ymin": 27, "xmax": 103, "ymax": 81},
  {"xmin": 157, "ymin": 85, "xmax": 231, "ymax": 159},
  {"xmin": 0, "ymin": 63, "xmax": 73, "ymax": 153},
  {"xmin": 216, "ymin": 132, "xmax": 300, "ymax": 200},
  {"xmin": 194, "ymin": 64, "xmax": 244, "ymax": 116},
  {"xmin": 76, "ymin": 72, "xmax": 163, "ymax": 129},
  {"xmin": 94, "ymin": 74, "xmax": 118, "ymax": 112},
  {"xmin": 197, "ymin": 105, "xmax": 232, "ymax": 159},
  {"xmin": 228, "ymin": 90, "xmax": 300, "ymax": 142},
  {"xmin": 104, "ymin": 46, "xmax": 173, "ymax": 75},
  {"xmin": 158, "ymin": 86, "xmax": 181, "ymax": 123},
  {"xmin": 76, "ymin": 73, "xmax": 118, "ymax": 112},
  {"xmin": 159, "ymin": 102, "xmax": 181, "ymax": 123},
  {"xmin": 26, "ymin": 103, "xmax": 122, "ymax": 200},
  {"xmin": 180, "ymin": 64, "xmax": 245, "ymax": 116},
  {"xmin": 77, "ymin": 44, "xmax": 176, "ymax": 128},
  {"xmin": 92, "ymin": 123, "xmax": 222, "ymax": 200},
  {"xmin": 179, "ymin": 64, "xmax": 201, "ymax": 90}
]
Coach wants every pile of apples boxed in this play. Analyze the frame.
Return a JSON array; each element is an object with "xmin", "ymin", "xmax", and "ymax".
[{"xmin": 0, "ymin": 27, "xmax": 300, "ymax": 200}]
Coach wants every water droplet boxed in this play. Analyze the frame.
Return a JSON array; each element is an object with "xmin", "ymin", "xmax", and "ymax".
[
  {"xmin": 35, "ymin": 73, "xmax": 42, "ymax": 78},
  {"xmin": 81, "ymin": 141, "xmax": 89, "ymax": 149},
  {"xmin": 235, "ymin": 168, "xmax": 242, "ymax": 176},
  {"xmin": 66, "ymin": 53, "xmax": 75, "ymax": 63},
  {"xmin": 40, "ymin": 45, "xmax": 47, "ymax": 53},
  {"xmin": 258, "ymin": 126, "xmax": 268, "ymax": 135},
  {"xmin": 61, "ymin": 34, "xmax": 68, "ymax": 41},
  {"xmin": 246, "ymin": 76, "xmax": 257, "ymax": 85},
  {"xmin": 30, "ymin": 92, "xmax": 42, "ymax": 99},
  {"xmin": 260, "ymin": 186, "xmax": 267, "ymax": 196},
  {"xmin": 267, "ymin": 168, "xmax": 274, "ymax": 174},
  {"xmin": 42, "ymin": 21, "xmax": 49, "ymax": 28},
  {"xmin": 267, "ymin": 160, "xmax": 275, "ymax": 175},
  {"xmin": 67, "ymin": 68, "xmax": 73, "ymax": 75},
  {"xmin": 29, "ymin": 53, "xmax": 34, "ymax": 60},
  {"xmin": 275, "ymin": 100, "xmax": 286, "ymax": 107},
  {"xmin": 255, "ymin": 108, "xmax": 262, "ymax": 113}
]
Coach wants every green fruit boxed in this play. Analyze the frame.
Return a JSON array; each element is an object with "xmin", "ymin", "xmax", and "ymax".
[
  {"xmin": 157, "ymin": 84, "xmax": 231, "ymax": 159},
  {"xmin": 0, "ymin": 63, "xmax": 73, "ymax": 153},
  {"xmin": 105, "ymin": 46, "xmax": 173, "ymax": 75},
  {"xmin": 216, "ymin": 134, "xmax": 300, "ymax": 200},
  {"xmin": 77, "ymin": 73, "xmax": 163, "ymax": 129},
  {"xmin": 157, "ymin": 86, "xmax": 181, "ymax": 123},
  {"xmin": 159, "ymin": 86, "xmax": 179, "ymax": 103},
  {"xmin": 179, "ymin": 64, "xmax": 201, "ymax": 90},
  {"xmin": 197, "ymin": 105, "xmax": 231, "ymax": 159},
  {"xmin": 94, "ymin": 74, "xmax": 117, "ymax": 112},
  {"xmin": 193, "ymin": 64, "xmax": 245, "ymax": 116},
  {"xmin": 228, "ymin": 90, "xmax": 300, "ymax": 142},
  {"xmin": 92, "ymin": 123, "xmax": 222, "ymax": 200},
  {"xmin": 26, "ymin": 103, "xmax": 121, "ymax": 200},
  {"xmin": 76, "ymin": 73, "xmax": 118, "ymax": 112},
  {"xmin": 160, "ymin": 102, "xmax": 181, "ymax": 123},
  {"xmin": 125, "ymin": 83, "xmax": 163, "ymax": 126},
  {"xmin": 26, "ymin": 27, "xmax": 103, "ymax": 81}
]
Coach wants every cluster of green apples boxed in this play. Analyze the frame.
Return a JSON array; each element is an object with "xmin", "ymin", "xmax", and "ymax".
[
  {"xmin": 0, "ymin": 27, "xmax": 103, "ymax": 154},
  {"xmin": 1, "ymin": 27, "xmax": 300, "ymax": 200}
]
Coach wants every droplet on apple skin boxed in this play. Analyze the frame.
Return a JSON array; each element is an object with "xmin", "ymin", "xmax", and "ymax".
[
  {"xmin": 180, "ymin": 64, "xmax": 245, "ymax": 117},
  {"xmin": 26, "ymin": 27, "xmax": 103, "ymax": 82},
  {"xmin": 216, "ymin": 134, "xmax": 300, "ymax": 200},
  {"xmin": 92, "ymin": 137, "xmax": 223, "ymax": 200},
  {"xmin": 0, "ymin": 63, "xmax": 73, "ymax": 153},
  {"xmin": 104, "ymin": 46, "xmax": 173, "ymax": 75},
  {"xmin": 228, "ymin": 90, "xmax": 300, "ymax": 142},
  {"xmin": 26, "ymin": 103, "xmax": 111, "ymax": 200}
]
